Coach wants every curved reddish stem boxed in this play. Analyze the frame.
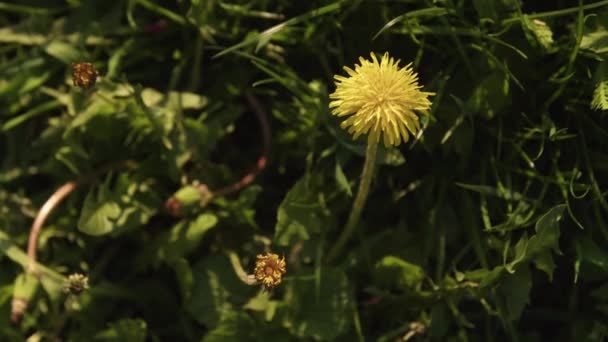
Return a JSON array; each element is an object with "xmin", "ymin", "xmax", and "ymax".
[
  {"xmin": 27, "ymin": 182, "xmax": 77, "ymax": 273},
  {"xmin": 26, "ymin": 160, "xmax": 135, "ymax": 274}
]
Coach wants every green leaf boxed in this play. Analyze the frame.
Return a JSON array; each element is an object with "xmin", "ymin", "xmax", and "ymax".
[
  {"xmin": 284, "ymin": 268, "xmax": 354, "ymax": 340},
  {"xmin": 592, "ymin": 81, "xmax": 608, "ymax": 111},
  {"xmin": 77, "ymin": 183, "xmax": 121, "ymax": 236},
  {"xmin": 464, "ymin": 266, "xmax": 505, "ymax": 289},
  {"xmin": 373, "ymin": 256, "xmax": 425, "ymax": 291},
  {"xmin": 172, "ymin": 258, "xmax": 194, "ymax": 303},
  {"xmin": 522, "ymin": 16, "xmax": 554, "ymax": 51},
  {"xmin": 499, "ymin": 265, "xmax": 532, "ymax": 321},
  {"xmin": 157, "ymin": 213, "xmax": 218, "ymax": 262},
  {"xmin": 78, "ymin": 174, "xmax": 159, "ymax": 236},
  {"xmin": 44, "ymin": 40, "xmax": 82, "ymax": 64},
  {"xmin": 13, "ymin": 273, "xmax": 39, "ymax": 301},
  {"xmin": 508, "ymin": 205, "xmax": 565, "ymax": 276},
  {"xmin": 187, "ymin": 255, "xmax": 256, "ymax": 327},
  {"xmin": 334, "ymin": 158, "xmax": 352, "ymax": 196},
  {"xmin": 581, "ymin": 26, "xmax": 608, "ymax": 56},
  {"xmin": 0, "ymin": 231, "xmax": 66, "ymax": 296},
  {"xmin": 202, "ymin": 311, "xmax": 255, "ymax": 342},
  {"xmin": 466, "ymin": 71, "xmax": 511, "ymax": 119},
  {"xmin": 274, "ymin": 176, "xmax": 323, "ymax": 246},
  {"xmin": 94, "ymin": 318, "xmax": 147, "ymax": 342},
  {"xmin": 575, "ymin": 235, "xmax": 608, "ymax": 271}
]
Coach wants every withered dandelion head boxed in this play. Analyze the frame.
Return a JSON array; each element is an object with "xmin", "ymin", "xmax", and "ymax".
[
  {"xmin": 254, "ymin": 252, "xmax": 286, "ymax": 290},
  {"xmin": 329, "ymin": 52, "xmax": 434, "ymax": 147},
  {"xmin": 72, "ymin": 62, "xmax": 98, "ymax": 89}
]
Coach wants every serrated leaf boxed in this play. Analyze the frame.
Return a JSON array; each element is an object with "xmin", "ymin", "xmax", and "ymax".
[
  {"xmin": 591, "ymin": 81, "xmax": 608, "ymax": 111},
  {"xmin": 581, "ymin": 28, "xmax": 608, "ymax": 56},
  {"xmin": 274, "ymin": 176, "xmax": 323, "ymax": 246},
  {"xmin": 78, "ymin": 184, "xmax": 121, "ymax": 236},
  {"xmin": 78, "ymin": 175, "xmax": 159, "ymax": 236},
  {"xmin": 284, "ymin": 268, "xmax": 353, "ymax": 340}
]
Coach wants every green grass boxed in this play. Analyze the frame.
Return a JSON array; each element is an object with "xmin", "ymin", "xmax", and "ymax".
[{"xmin": 1, "ymin": 0, "xmax": 608, "ymax": 341}]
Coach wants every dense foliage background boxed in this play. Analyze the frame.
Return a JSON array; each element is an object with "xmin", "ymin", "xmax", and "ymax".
[{"xmin": 1, "ymin": 0, "xmax": 608, "ymax": 341}]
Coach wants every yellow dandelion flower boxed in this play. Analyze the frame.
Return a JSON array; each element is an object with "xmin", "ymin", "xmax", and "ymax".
[
  {"xmin": 254, "ymin": 252, "xmax": 286, "ymax": 290},
  {"xmin": 329, "ymin": 52, "xmax": 434, "ymax": 147}
]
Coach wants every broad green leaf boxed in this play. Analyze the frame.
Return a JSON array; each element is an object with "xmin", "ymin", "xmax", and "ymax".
[
  {"xmin": 244, "ymin": 291, "xmax": 279, "ymax": 322},
  {"xmin": 581, "ymin": 27, "xmax": 608, "ymax": 56},
  {"xmin": 77, "ymin": 183, "xmax": 121, "ymax": 236},
  {"xmin": 532, "ymin": 250, "xmax": 556, "ymax": 281},
  {"xmin": 274, "ymin": 176, "xmax": 323, "ymax": 246},
  {"xmin": 157, "ymin": 213, "xmax": 218, "ymax": 262},
  {"xmin": 202, "ymin": 311, "xmax": 255, "ymax": 342},
  {"xmin": 94, "ymin": 318, "xmax": 147, "ymax": 341},
  {"xmin": 575, "ymin": 235, "xmax": 608, "ymax": 271},
  {"xmin": 187, "ymin": 255, "xmax": 256, "ymax": 327},
  {"xmin": 527, "ymin": 205, "xmax": 565, "ymax": 256},
  {"xmin": 44, "ymin": 40, "xmax": 82, "ymax": 64},
  {"xmin": 522, "ymin": 16, "xmax": 554, "ymax": 51},
  {"xmin": 466, "ymin": 71, "xmax": 510, "ymax": 119},
  {"xmin": 202, "ymin": 310, "xmax": 286, "ymax": 342},
  {"xmin": 284, "ymin": 268, "xmax": 353, "ymax": 340},
  {"xmin": 12, "ymin": 273, "xmax": 39, "ymax": 301},
  {"xmin": 78, "ymin": 174, "xmax": 159, "ymax": 236},
  {"xmin": 499, "ymin": 266, "xmax": 532, "ymax": 321},
  {"xmin": 373, "ymin": 256, "xmax": 425, "ymax": 291},
  {"xmin": 508, "ymin": 205, "xmax": 565, "ymax": 277},
  {"xmin": 172, "ymin": 258, "xmax": 194, "ymax": 303}
]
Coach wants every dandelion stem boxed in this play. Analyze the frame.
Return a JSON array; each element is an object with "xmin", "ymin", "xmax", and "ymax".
[
  {"xmin": 227, "ymin": 250, "xmax": 257, "ymax": 285},
  {"xmin": 327, "ymin": 139, "xmax": 378, "ymax": 263}
]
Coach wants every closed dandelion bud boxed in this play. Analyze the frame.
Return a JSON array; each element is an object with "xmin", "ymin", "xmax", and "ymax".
[
  {"xmin": 165, "ymin": 184, "xmax": 212, "ymax": 217},
  {"xmin": 63, "ymin": 273, "xmax": 89, "ymax": 296},
  {"xmin": 72, "ymin": 62, "xmax": 98, "ymax": 89},
  {"xmin": 11, "ymin": 273, "xmax": 39, "ymax": 323},
  {"xmin": 253, "ymin": 252, "xmax": 286, "ymax": 290}
]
